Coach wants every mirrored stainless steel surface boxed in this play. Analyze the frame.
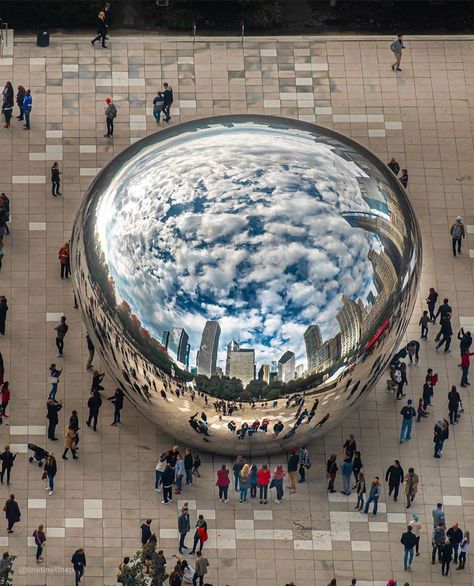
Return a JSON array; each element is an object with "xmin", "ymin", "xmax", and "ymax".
[{"xmin": 71, "ymin": 115, "xmax": 422, "ymax": 455}]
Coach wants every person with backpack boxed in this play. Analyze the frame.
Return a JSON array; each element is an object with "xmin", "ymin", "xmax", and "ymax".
[
  {"xmin": 104, "ymin": 97, "xmax": 117, "ymax": 138},
  {"xmin": 390, "ymin": 34, "xmax": 405, "ymax": 71},
  {"xmin": 400, "ymin": 399, "xmax": 416, "ymax": 443},
  {"xmin": 298, "ymin": 445, "xmax": 311, "ymax": 483},
  {"xmin": 450, "ymin": 216, "xmax": 465, "ymax": 256},
  {"xmin": 162, "ymin": 82, "xmax": 173, "ymax": 122},
  {"xmin": 152, "ymin": 91, "xmax": 164, "ymax": 123}
]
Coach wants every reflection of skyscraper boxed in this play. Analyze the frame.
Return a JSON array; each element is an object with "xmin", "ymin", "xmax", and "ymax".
[
  {"xmin": 228, "ymin": 348, "xmax": 255, "ymax": 386},
  {"xmin": 278, "ymin": 351, "xmax": 296, "ymax": 383},
  {"xmin": 304, "ymin": 325, "xmax": 323, "ymax": 369},
  {"xmin": 295, "ymin": 364, "xmax": 305, "ymax": 378},
  {"xmin": 162, "ymin": 328, "xmax": 190, "ymax": 366},
  {"xmin": 225, "ymin": 340, "xmax": 240, "ymax": 376},
  {"xmin": 197, "ymin": 321, "xmax": 221, "ymax": 377},
  {"xmin": 336, "ymin": 295, "xmax": 362, "ymax": 358},
  {"xmin": 258, "ymin": 364, "xmax": 270, "ymax": 384}
]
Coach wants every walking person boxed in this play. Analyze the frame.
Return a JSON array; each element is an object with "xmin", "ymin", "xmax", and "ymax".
[
  {"xmin": 51, "ymin": 162, "xmax": 61, "ymax": 196},
  {"xmin": 161, "ymin": 463, "xmax": 174, "ymax": 504},
  {"xmin": 390, "ymin": 34, "xmax": 405, "ymax": 71},
  {"xmin": 436, "ymin": 313, "xmax": 453, "ymax": 352},
  {"xmin": 91, "ymin": 370, "xmax": 105, "ymax": 393},
  {"xmin": 341, "ymin": 455, "xmax": 353, "ymax": 496},
  {"xmin": 447, "ymin": 522, "xmax": 464, "ymax": 564},
  {"xmin": 0, "ymin": 296, "xmax": 8, "ymax": 336},
  {"xmin": 426, "ymin": 287, "xmax": 438, "ymax": 321},
  {"xmin": 44, "ymin": 453, "xmax": 57, "ymax": 495},
  {"xmin": 409, "ymin": 514, "xmax": 422, "ymax": 556},
  {"xmin": 216, "ymin": 464, "xmax": 230, "ymax": 503},
  {"xmin": 450, "ymin": 216, "xmax": 465, "ymax": 256},
  {"xmin": 404, "ymin": 467, "xmax": 419, "ymax": 509},
  {"xmin": 257, "ymin": 463, "xmax": 270, "ymax": 504},
  {"xmin": 91, "ymin": 11, "xmax": 108, "ymax": 48},
  {"xmin": 385, "ymin": 459, "xmax": 404, "ymax": 502},
  {"xmin": 298, "ymin": 445, "xmax": 310, "ymax": 483},
  {"xmin": 232, "ymin": 455, "xmax": 245, "ymax": 491},
  {"xmin": 239, "ymin": 463, "xmax": 250, "ymax": 502},
  {"xmin": 2, "ymin": 82, "xmax": 13, "ymax": 128},
  {"xmin": 69, "ymin": 411, "xmax": 80, "ymax": 448},
  {"xmin": 86, "ymin": 391, "xmax": 102, "ymax": 431},
  {"xmin": 434, "ymin": 297, "xmax": 452, "ymax": 325},
  {"xmin": 104, "ymin": 97, "xmax": 117, "ymax": 137},
  {"xmin": 0, "ymin": 446, "xmax": 16, "ymax": 485},
  {"xmin": 16, "ymin": 85, "xmax": 25, "ymax": 120},
  {"xmin": 287, "ymin": 448, "xmax": 299, "ymax": 492},
  {"xmin": 399, "ymin": 399, "xmax": 416, "ymax": 443},
  {"xmin": 441, "ymin": 538, "xmax": 453, "ymax": 576},
  {"xmin": 353, "ymin": 471, "xmax": 366, "ymax": 511},
  {"xmin": 178, "ymin": 508, "xmax": 190, "ymax": 554},
  {"xmin": 85, "ymin": 334, "xmax": 95, "ymax": 370},
  {"xmin": 363, "ymin": 477, "xmax": 381, "ymax": 515},
  {"xmin": 62, "ymin": 424, "xmax": 78, "ymax": 460},
  {"xmin": 457, "ymin": 531, "xmax": 470, "ymax": 570},
  {"xmin": 54, "ymin": 316, "xmax": 69, "ymax": 357},
  {"xmin": 108, "ymin": 388, "xmax": 124, "ymax": 425},
  {"xmin": 432, "ymin": 523, "xmax": 446, "ymax": 563},
  {"xmin": 48, "ymin": 364, "xmax": 62, "ymax": 400},
  {"xmin": 190, "ymin": 515, "xmax": 208, "ymax": 555},
  {"xmin": 4, "ymin": 494, "xmax": 20, "ymax": 533},
  {"xmin": 419, "ymin": 309, "xmax": 431, "ymax": 338},
  {"xmin": 71, "ymin": 548, "xmax": 86, "ymax": 585},
  {"xmin": 140, "ymin": 519, "xmax": 152, "ymax": 546},
  {"xmin": 162, "ymin": 82, "xmax": 173, "ymax": 122},
  {"xmin": 271, "ymin": 464, "xmax": 286, "ymax": 504},
  {"xmin": 46, "ymin": 398, "xmax": 62, "ymax": 441},
  {"xmin": 184, "ymin": 449, "xmax": 193, "ymax": 486},
  {"xmin": 434, "ymin": 419, "xmax": 449, "ymax": 458},
  {"xmin": 0, "ymin": 381, "xmax": 9, "ymax": 417},
  {"xmin": 22, "ymin": 89, "xmax": 32, "ymax": 130},
  {"xmin": 326, "ymin": 453, "xmax": 338, "ymax": 493},
  {"xmin": 192, "ymin": 552, "xmax": 209, "ymax": 586},
  {"xmin": 58, "ymin": 243, "xmax": 70, "ymax": 279},
  {"xmin": 33, "ymin": 524, "xmax": 46, "ymax": 563},
  {"xmin": 152, "ymin": 91, "xmax": 164, "ymax": 123},
  {"xmin": 400, "ymin": 525, "xmax": 417, "ymax": 571}
]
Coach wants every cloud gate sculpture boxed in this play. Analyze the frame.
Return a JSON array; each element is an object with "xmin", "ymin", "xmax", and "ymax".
[{"xmin": 71, "ymin": 115, "xmax": 421, "ymax": 456}]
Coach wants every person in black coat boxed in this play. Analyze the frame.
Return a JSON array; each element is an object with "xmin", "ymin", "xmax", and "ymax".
[
  {"xmin": 4, "ymin": 494, "xmax": 20, "ymax": 532},
  {"xmin": 161, "ymin": 463, "xmax": 175, "ymax": 504},
  {"xmin": 0, "ymin": 296, "xmax": 8, "ymax": 336},
  {"xmin": 69, "ymin": 410, "xmax": 80, "ymax": 447},
  {"xmin": 385, "ymin": 460, "xmax": 404, "ymax": 501},
  {"xmin": 447, "ymin": 523, "xmax": 463, "ymax": 563},
  {"xmin": 0, "ymin": 351, "xmax": 4, "ymax": 386},
  {"xmin": 0, "ymin": 445, "xmax": 16, "ymax": 485},
  {"xmin": 441, "ymin": 539, "xmax": 453, "ymax": 575},
  {"xmin": 108, "ymin": 388, "xmax": 124, "ymax": 425},
  {"xmin": 16, "ymin": 85, "xmax": 25, "ymax": 120},
  {"xmin": 46, "ymin": 399, "xmax": 62, "ymax": 440},
  {"xmin": 71, "ymin": 548, "xmax": 86, "ymax": 585},
  {"xmin": 448, "ymin": 386, "xmax": 461, "ymax": 425},
  {"xmin": 140, "ymin": 519, "xmax": 152, "ymax": 545},
  {"xmin": 2, "ymin": 82, "xmax": 13, "ymax": 128},
  {"xmin": 162, "ymin": 82, "xmax": 173, "ymax": 122},
  {"xmin": 86, "ymin": 391, "xmax": 102, "ymax": 431},
  {"xmin": 91, "ymin": 12, "xmax": 107, "ymax": 48},
  {"xmin": 436, "ymin": 314, "xmax": 453, "ymax": 352}
]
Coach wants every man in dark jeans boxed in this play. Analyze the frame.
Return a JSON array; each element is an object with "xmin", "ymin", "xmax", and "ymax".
[
  {"xmin": 71, "ymin": 548, "xmax": 86, "ymax": 585},
  {"xmin": 54, "ymin": 316, "xmax": 68, "ymax": 357},
  {"xmin": 162, "ymin": 82, "xmax": 173, "ymax": 122},
  {"xmin": 436, "ymin": 313, "xmax": 453, "ymax": 353},
  {"xmin": 86, "ymin": 391, "xmax": 102, "ymax": 431},
  {"xmin": 447, "ymin": 522, "xmax": 463, "ymax": 563},
  {"xmin": 385, "ymin": 459, "xmax": 404, "ymax": 502}
]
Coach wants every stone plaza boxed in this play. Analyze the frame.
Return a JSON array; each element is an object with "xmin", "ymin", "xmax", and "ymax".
[{"xmin": 0, "ymin": 30, "xmax": 473, "ymax": 585}]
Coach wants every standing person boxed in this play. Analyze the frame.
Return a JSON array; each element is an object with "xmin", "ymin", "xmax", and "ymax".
[
  {"xmin": 400, "ymin": 525, "xmax": 417, "ymax": 571},
  {"xmin": 0, "ymin": 350, "xmax": 4, "ymax": 385},
  {"xmin": 341, "ymin": 456, "xmax": 353, "ymax": 496},
  {"xmin": 342, "ymin": 434, "xmax": 357, "ymax": 458},
  {"xmin": 190, "ymin": 515, "xmax": 207, "ymax": 555},
  {"xmin": 409, "ymin": 514, "xmax": 422, "ymax": 556},
  {"xmin": 404, "ymin": 467, "xmax": 419, "ymax": 509},
  {"xmin": 390, "ymin": 34, "xmax": 405, "ymax": 71},
  {"xmin": 86, "ymin": 391, "xmax": 102, "ymax": 431},
  {"xmin": 22, "ymin": 89, "xmax": 32, "ymax": 130},
  {"xmin": 426, "ymin": 288, "xmax": 438, "ymax": 321},
  {"xmin": 192, "ymin": 453, "xmax": 201, "ymax": 477},
  {"xmin": 161, "ymin": 463, "xmax": 174, "ymax": 504},
  {"xmin": 54, "ymin": 316, "xmax": 68, "ymax": 357},
  {"xmin": 400, "ymin": 399, "xmax": 416, "ymax": 443},
  {"xmin": 353, "ymin": 471, "xmax": 366, "ymax": 511},
  {"xmin": 48, "ymin": 364, "xmax": 62, "ymax": 400},
  {"xmin": 363, "ymin": 477, "xmax": 381, "ymax": 516},
  {"xmin": 178, "ymin": 508, "xmax": 190, "ymax": 554},
  {"xmin": 154, "ymin": 453, "xmax": 167, "ymax": 492},
  {"xmin": 457, "ymin": 530, "xmax": 470, "ymax": 570},
  {"xmin": 193, "ymin": 552, "xmax": 209, "ymax": 586},
  {"xmin": 51, "ymin": 162, "xmax": 61, "ymax": 196},
  {"xmin": 62, "ymin": 424, "xmax": 78, "ymax": 460},
  {"xmin": 32, "ymin": 524, "xmax": 46, "ymax": 563},
  {"xmin": 441, "ymin": 538, "xmax": 453, "ymax": 576},
  {"xmin": 434, "ymin": 419, "xmax": 449, "ymax": 458},
  {"xmin": 108, "ymin": 388, "xmax": 124, "ymax": 425},
  {"xmin": 287, "ymin": 448, "xmax": 299, "ymax": 492},
  {"xmin": 2, "ymin": 82, "xmax": 13, "ymax": 128},
  {"xmin": 298, "ymin": 445, "xmax": 310, "ymax": 483},
  {"xmin": 216, "ymin": 464, "xmax": 230, "ymax": 503},
  {"xmin": 0, "ymin": 381, "xmax": 9, "ymax": 417},
  {"xmin": 162, "ymin": 82, "xmax": 173, "ymax": 122},
  {"xmin": 16, "ymin": 85, "xmax": 25, "ymax": 120},
  {"xmin": 85, "ymin": 334, "xmax": 95, "ymax": 370},
  {"xmin": 450, "ymin": 216, "xmax": 465, "ymax": 256},
  {"xmin": 58, "ymin": 243, "xmax": 70, "ymax": 279},
  {"xmin": 104, "ymin": 97, "xmax": 117, "ymax": 137},
  {"xmin": 460, "ymin": 351, "xmax": 474, "ymax": 387},
  {"xmin": 387, "ymin": 157, "xmax": 400, "ymax": 175},
  {"xmin": 71, "ymin": 548, "xmax": 86, "ymax": 585},
  {"xmin": 458, "ymin": 327, "xmax": 472, "ymax": 355},
  {"xmin": 175, "ymin": 454, "xmax": 185, "ymax": 495},
  {"xmin": 44, "ymin": 453, "xmax": 57, "ymax": 495},
  {"xmin": 419, "ymin": 311, "xmax": 431, "ymax": 339},
  {"xmin": 239, "ymin": 463, "xmax": 250, "ymax": 502},
  {"xmin": 91, "ymin": 11, "xmax": 107, "ymax": 48},
  {"xmin": 399, "ymin": 169, "xmax": 409, "ymax": 189},
  {"xmin": 140, "ymin": 519, "xmax": 152, "ymax": 546},
  {"xmin": 46, "ymin": 398, "xmax": 62, "ymax": 441},
  {"xmin": 0, "ymin": 296, "xmax": 8, "ymax": 336},
  {"xmin": 432, "ymin": 524, "xmax": 447, "ymax": 564},
  {"xmin": 436, "ymin": 313, "xmax": 453, "ymax": 352},
  {"xmin": 91, "ymin": 370, "xmax": 105, "ymax": 393},
  {"xmin": 232, "ymin": 455, "xmax": 245, "ymax": 492},
  {"xmin": 422, "ymin": 378, "xmax": 433, "ymax": 411},
  {"xmin": 0, "ymin": 446, "xmax": 16, "ymax": 485},
  {"xmin": 396, "ymin": 362, "xmax": 407, "ymax": 399},
  {"xmin": 448, "ymin": 385, "xmax": 461, "ymax": 424},
  {"xmin": 385, "ymin": 460, "xmax": 404, "ymax": 502},
  {"xmin": 4, "ymin": 494, "xmax": 20, "ymax": 533},
  {"xmin": 271, "ymin": 464, "xmax": 286, "ymax": 504},
  {"xmin": 432, "ymin": 502, "xmax": 446, "ymax": 528},
  {"xmin": 152, "ymin": 91, "xmax": 164, "ymax": 123},
  {"xmin": 447, "ymin": 522, "xmax": 463, "ymax": 564},
  {"xmin": 257, "ymin": 463, "xmax": 270, "ymax": 504},
  {"xmin": 249, "ymin": 464, "xmax": 258, "ymax": 498},
  {"xmin": 326, "ymin": 454, "xmax": 338, "ymax": 493},
  {"xmin": 184, "ymin": 449, "xmax": 193, "ymax": 486}
]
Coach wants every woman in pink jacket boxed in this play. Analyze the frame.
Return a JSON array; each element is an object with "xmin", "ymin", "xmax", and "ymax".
[{"xmin": 216, "ymin": 464, "xmax": 230, "ymax": 503}]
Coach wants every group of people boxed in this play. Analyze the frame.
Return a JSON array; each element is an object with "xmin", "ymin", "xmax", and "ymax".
[{"xmin": 2, "ymin": 82, "xmax": 32, "ymax": 130}]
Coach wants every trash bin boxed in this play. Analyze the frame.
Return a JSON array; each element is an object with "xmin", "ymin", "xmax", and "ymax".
[{"xmin": 37, "ymin": 30, "xmax": 49, "ymax": 48}]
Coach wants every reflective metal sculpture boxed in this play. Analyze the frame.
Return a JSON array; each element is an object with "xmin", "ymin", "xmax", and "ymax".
[{"xmin": 71, "ymin": 116, "xmax": 421, "ymax": 455}]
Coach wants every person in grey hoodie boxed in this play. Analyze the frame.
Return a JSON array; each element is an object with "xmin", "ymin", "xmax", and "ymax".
[{"xmin": 178, "ymin": 508, "xmax": 190, "ymax": 554}]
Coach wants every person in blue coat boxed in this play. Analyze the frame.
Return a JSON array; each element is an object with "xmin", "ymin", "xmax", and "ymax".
[{"xmin": 21, "ymin": 89, "xmax": 32, "ymax": 130}]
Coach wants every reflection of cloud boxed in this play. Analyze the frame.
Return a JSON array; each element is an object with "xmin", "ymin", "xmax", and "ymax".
[{"xmin": 95, "ymin": 124, "xmax": 383, "ymax": 369}]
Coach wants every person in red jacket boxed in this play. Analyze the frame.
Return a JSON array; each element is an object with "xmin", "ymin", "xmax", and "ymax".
[
  {"xmin": 257, "ymin": 464, "xmax": 270, "ymax": 504},
  {"xmin": 460, "ymin": 351, "xmax": 474, "ymax": 387},
  {"xmin": 216, "ymin": 464, "xmax": 230, "ymax": 503}
]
